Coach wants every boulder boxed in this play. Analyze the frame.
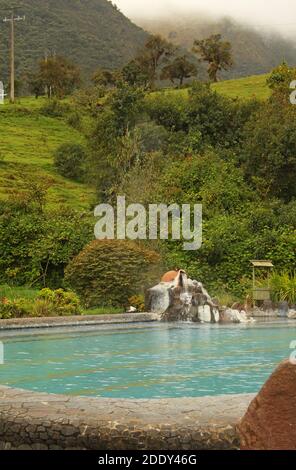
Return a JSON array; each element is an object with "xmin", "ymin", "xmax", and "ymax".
[
  {"xmin": 239, "ymin": 360, "xmax": 296, "ymax": 450},
  {"xmin": 288, "ymin": 310, "xmax": 296, "ymax": 319},
  {"xmin": 146, "ymin": 272, "xmax": 220, "ymax": 323},
  {"xmin": 221, "ymin": 309, "xmax": 254, "ymax": 324}
]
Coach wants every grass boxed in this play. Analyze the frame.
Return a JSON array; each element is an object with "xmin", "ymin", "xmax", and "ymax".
[
  {"xmin": 212, "ymin": 74, "xmax": 270, "ymax": 100},
  {"xmin": 151, "ymin": 73, "xmax": 271, "ymax": 101},
  {"xmin": 82, "ymin": 306, "xmax": 123, "ymax": 315},
  {"xmin": 0, "ymin": 74, "xmax": 270, "ymax": 209},
  {"xmin": 0, "ymin": 284, "xmax": 39, "ymax": 302},
  {"xmin": 0, "ymin": 97, "xmax": 95, "ymax": 210}
]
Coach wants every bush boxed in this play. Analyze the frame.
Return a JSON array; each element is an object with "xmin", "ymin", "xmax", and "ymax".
[
  {"xmin": 40, "ymin": 99, "xmax": 70, "ymax": 117},
  {"xmin": 0, "ymin": 298, "xmax": 30, "ymax": 319},
  {"xmin": 65, "ymin": 240, "xmax": 161, "ymax": 308},
  {"xmin": 0, "ymin": 204, "xmax": 92, "ymax": 288},
  {"xmin": 128, "ymin": 295, "xmax": 145, "ymax": 312},
  {"xmin": 36, "ymin": 288, "xmax": 81, "ymax": 316},
  {"xmin": 54, "ymin": 143, "xmax": 86, "ymax": 181},
  {"xmin": 67, "ymin": 112, "xmax": 82, "ymax": 130},
  {"xmin": 270, "ymin": 272, "xmax": 296, "ymax": 305}
]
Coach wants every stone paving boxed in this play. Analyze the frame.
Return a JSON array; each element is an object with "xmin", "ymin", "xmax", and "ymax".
[{"xmin": 0, "ymin": 385, "xmax": 254, "ymax": 450}]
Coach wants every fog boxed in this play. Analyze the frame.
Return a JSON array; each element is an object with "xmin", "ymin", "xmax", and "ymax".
[{"xmin": 113, "ymin": 0, "xmax": 296, "ymax": 37}]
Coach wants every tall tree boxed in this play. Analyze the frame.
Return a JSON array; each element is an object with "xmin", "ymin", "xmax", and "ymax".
[
  {"xmin": 121, "ymin": 60, "xmax": 150, "ymax": 88},
  {"xmin": 136, "ymin": 35, "xmax": 175, "ymax": 88},
  {"xmin": 193, "ymin": 34, "xmax": 233, "ymax": 82},
  {"xmin": 37, "ymin": 56, "xmax": 81, "ymax": 98},
  {"xmin": 160, "ymin": 55, "xmax": 197, "ymax": 86}
]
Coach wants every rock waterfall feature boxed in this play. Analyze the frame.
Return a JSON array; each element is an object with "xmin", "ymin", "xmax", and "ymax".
[{"xmin": 146, "ymin": 270, "xmax": 220, "ymax": 323}]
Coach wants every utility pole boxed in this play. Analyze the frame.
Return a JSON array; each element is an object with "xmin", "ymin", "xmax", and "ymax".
[{"xmin": 3, "ymin": 10, "xmax": 25, "ymax": 103}]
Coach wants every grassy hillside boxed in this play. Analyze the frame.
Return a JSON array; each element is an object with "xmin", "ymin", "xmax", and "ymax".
[
  {"xmin": 138, "ymin": 15, "xmax": 296, "ymax": 79},
  {"xmin": 0, "ymin": 98, "xmax": 95, "ymax": 210},
  {"xmin": 150, "ymin": 74, "xmax": 271, "ymax": 102},
  {"xmin": 0, "ymin": 0, "xmax": 148, "ymax": 81},
  {"xmin": 0, "ymin": 73, "xmax": 269, "ymax": 211},
  {"xmin": 212, "ymin": 74, "xmax": 270, "ymax": 100}
]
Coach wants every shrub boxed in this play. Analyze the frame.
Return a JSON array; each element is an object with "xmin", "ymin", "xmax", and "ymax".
[
  {"xmin": 65, "ymin": 240, "xmax": 161, "ymax": 308},
  {"xmin": 128, "ymin": 295, "xmax": 145, "ymax": 312},
  {"xmin": 31, "ymin": 299, "xmax": 55, "ymax": 317},
  {"xmin": 54, "ymin": 143, "xmax": 86, "ymax": 181},
  {"xmin": 37, "ymin": 288, "xmax": 81, "ymax": 316},
  {"xmin": 0, "ymin": 298, "xmax": 30, "ymax": 319},
  {"xmin": 67, "ymin": 112, "xmax": 82, "ymax": 130},
  {"xmin": 40, "ymin": 99, "xmax": 70, "ymax": 117},
  {"xmin": 270, "ymin": 272, "xmax": 296, "ymax": 305},
  {"xmin": 0, "ymin": 204, "xmax": 92, "ymax": 288}
]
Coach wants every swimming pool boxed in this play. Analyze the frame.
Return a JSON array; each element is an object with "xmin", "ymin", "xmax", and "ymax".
[{"xmin": 0, "ymin": 321, "xmax": 295, "ymax": 398}]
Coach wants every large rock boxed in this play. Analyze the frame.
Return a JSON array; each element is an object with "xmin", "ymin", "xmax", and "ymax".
[
  {"xmin": 146, "ymin": 271, "xmax": 220, "ymax": 323},
  {"xmin": 239, "ymin": 360, "xmax": 296, "ymax": 450},
  {"xmin": 221, "ymin": 309, "xmax": 255, "ymax": 324},
  {"xmin": 288, "ymin": 309, "xmax": 296, "ymax": 319}
]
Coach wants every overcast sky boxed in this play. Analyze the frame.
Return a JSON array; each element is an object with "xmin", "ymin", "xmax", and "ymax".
[{"xmin": 113, "ymin": 0, "xmax": 296, "ymax": 36}]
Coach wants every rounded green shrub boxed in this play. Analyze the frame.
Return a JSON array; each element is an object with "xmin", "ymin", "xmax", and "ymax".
[
  {"xmin": 54, "ymin": 143, "xmax": 86, "ymax": 181},
  {"xmin": 36, "ymin": 288, "xmax": 81, "ymax": 316},
  {"xmin": 64, "ymin": 240, "xmax": 161, "ymax": 308}
]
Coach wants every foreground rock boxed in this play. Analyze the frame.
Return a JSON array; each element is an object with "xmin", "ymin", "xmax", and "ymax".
[{"xmin": 239, "ymin": 360, "xmax": 296, "ymax": 450}]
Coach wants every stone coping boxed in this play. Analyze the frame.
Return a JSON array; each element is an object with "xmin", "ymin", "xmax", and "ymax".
[
  {"xmin": 0, "ymin": 312, "xmax": 159, "ymax": 331},
  {"xmin": 0, "ymin": 385, "xmax": 254, "ymax": 450}
]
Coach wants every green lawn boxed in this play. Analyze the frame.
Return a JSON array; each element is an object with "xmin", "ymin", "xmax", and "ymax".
[
  {"xmin": 0, "ymin": 98, "xmax": 95, "ymax": 210},
  {"xmin": 150, "ymin": 73, "xmax": 271, "ymax": 101},
  {"xmin": 212, "ymin": 73, "xmax": 270, "ymax": 100}
]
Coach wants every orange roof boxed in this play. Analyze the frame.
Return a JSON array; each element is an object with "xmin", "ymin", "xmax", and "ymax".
[{"xmin": 161, "ymin": 271, "xmax": 179, "ymax": 283}]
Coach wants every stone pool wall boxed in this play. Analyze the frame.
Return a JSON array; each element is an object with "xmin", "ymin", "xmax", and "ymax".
[
  {"xmin": 0, "ymin": 312, "xmax": 159, "ymax": 331},
  {"xmin": 0, "ymin": 385, "xmax": 254, "ymax": 450}
]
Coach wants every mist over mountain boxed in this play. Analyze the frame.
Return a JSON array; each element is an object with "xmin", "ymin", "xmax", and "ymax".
[
  {"xmin": 0, "ymin": 0, "xmax": 148, "ymax": 81},
  {"xmin": 137, "ymin": 14, "xmax": 296, "ymax": 78},
  {"xmin": 0, "ymin": 0, "xmax": 294, "ymax": 85}
]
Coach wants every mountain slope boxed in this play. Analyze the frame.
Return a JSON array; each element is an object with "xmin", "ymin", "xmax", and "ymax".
[
  {"xmin": 137, "ymin": 15, "xmax": 296, "ymax": 78},
  {"xmin": 0, "ymin": 0, "xmax": 148, "ymax": 80}
]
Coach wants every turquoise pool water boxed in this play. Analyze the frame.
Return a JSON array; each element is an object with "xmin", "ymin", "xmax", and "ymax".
[{"xmin": 0, "ymin": 322, "xmax": 295, "ymax": 398}]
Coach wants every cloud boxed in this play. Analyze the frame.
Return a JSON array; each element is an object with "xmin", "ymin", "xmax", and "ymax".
[{"xmin": 113, "ymin": 0, "xmax": 296, "ymax": 36}]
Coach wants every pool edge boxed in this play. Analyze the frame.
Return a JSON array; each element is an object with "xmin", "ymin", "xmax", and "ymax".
[{"xmin": 0, "ymin": 384, "xmax": 254, "ymax": 450}]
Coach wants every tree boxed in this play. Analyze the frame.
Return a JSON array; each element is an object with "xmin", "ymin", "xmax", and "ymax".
[
  {"xmin": 54, "ymin": 143, "xmax": 86, "ymax": 181},
  {"xmin": 240, "ymin": 97, "xmax": 296, "ymax": 202},
  {"xmin": 193, "ymin": 34, "xmax": 233, "ymax": 82},
  {"xmin": 121, "ymin": 60, "xmax": 150, "ymax": 88},
  {"xmin": 28, "ymin": 74, "xmax": 45, "ymax": 99},
  {"xmin": 91, "ymin": 68, "xmax": 119, "ymax": 88},
  {"xmin": 135, "ymin": 35, "xmax": 175, "ymax": 88},
  {"xmin": 38, "ymin": 55, "xmax": 81, "ymax": 98},
  {"xmin": 160, "ymin": 55, "xmax": 197, "ymax": 86}
]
